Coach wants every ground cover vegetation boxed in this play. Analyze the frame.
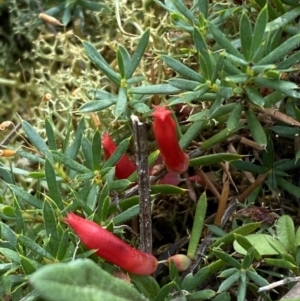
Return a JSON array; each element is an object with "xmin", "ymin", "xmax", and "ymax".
[{"xmin": 1, "ymin": 0, "xmax": 300, "ymax": 300}]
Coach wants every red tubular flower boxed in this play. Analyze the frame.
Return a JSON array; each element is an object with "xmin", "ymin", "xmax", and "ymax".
[
  {"xmin": 65, "ymin": 213, "xmax": 158, "ymax": 275},
  {"xmin": 152, "ymin": 105, "xmax": 189, "ymax": 174},
  {"xmin": 101, "ymin": 133, "xmax": 136, "ymax": 179}
]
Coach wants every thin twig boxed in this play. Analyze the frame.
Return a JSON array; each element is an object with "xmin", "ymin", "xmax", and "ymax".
[
  {"xmin": 258, "ymin": 276, "xmax": 300, "ymax": 293},
  {"xmin": 131, "ymin": 114, "xmax": 152, "ymax": 253}
]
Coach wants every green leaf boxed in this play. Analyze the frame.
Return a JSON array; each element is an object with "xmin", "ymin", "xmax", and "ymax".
[
  {"xmin": 80, "ymin": 99, "xmax": 116, "ymax": 113},
  {"xmin": 52, "ymin": 151, "xmax": 92, "ymax": 174},
  {"xmin": 29, "ymin": 259, "xmax": 148, "ymax": 301},
  {"xmin": 171, "ymin": 0, "xmax": 198, "ymax": 24},
  {"xmin": 130, "ymin": 84, "xmax": 181, "ymax": 95},
  {"xmin": 65, "ymin": 118, "xmax": 85, "ymax": 159},
  {"xmin": 161, "ymin": 55, "xmax": 204, "ymax": 82},
  {"xmin": 250, "ymin": 5, "xmax": 268, "ymax": 61},
  {"xmin": 257, "ymin": 34, "xmax": 300, "ymax": 65},
  {"xmin": 187, "ymin": 290, "xmax": 215, "ymax": 300},
  {"xmin": 194, "ymin": 28, "xmax": 212, "ymax": 80},
  {"xmin": 82, "ymin": 137, "xmax": 93, "ymax": 170},
  {"xmin": 240, "ymin": 12, "xmax": 252, "ymax": 60},
  {"xmin": 244, "ymin": 86, "xmax": 265, "ymax": 107},
  {"xmin": 233, "ymin": 234, "xmax": 287, "ymax": 256},
  {"xmin": 19, "ymin": 235, "xmax": 55, "ymax": 260},
  {"xmin": 45, "ymin": 158, "xmax": 63, "ymax": 209},
  {"xmin": 102, "ymin": 137, "xmax": 131, "ymax": 169},
  {"xmin": 92, "ymin": 130, "xmax": 101, "ymax": 170},
  {"xmin": 226, "ymin": 103, "xmax": 243, "ymax": 131},
  {"xmin": 230, "ymin": 160, "xmax": 266, "ymax": 174},
  {"xmin": 210, "ymin": 222, "xmax": 261, "ymax": 249},
  {"xmin": 209, "ymin": 23, "xmax": 243, "ymax": 58},
  {"xmin": 276, "ymin": 215, "xmax": 296, "ymax": 255},
  {"xmin": 187, "ymin": 193, "xmax": 207, "ymax": 259},
  {"xmin": 21, "ymin": 255, "xmax": 37, "ymax": 275},
  {"xmin": 213, "ymin": 250, "xmax": 242, "ymax": 269},
  {"xmin": 168, "ymin": 78, "xmax": 199, "ymax": 91},
  {"xmin": 1, "ymin": 223, "xmax": 18, "ymax": 249},
  {"xmin": 180, "ymin": 120, "xmax": 205, "ymax": 149},
  {"xmin": 266, "ymin": 7, "xmax": 300, "ymax": 32},
  {"xmin": 182, "ymin": 260, "xmax": 225, "ymax": 291},
  {"xmin": 130, "ymin": 274, "xmax": 160, "ymax": 300},
  {"xmin": 246, "ymin": 270, "xmax": 269, "ymax": 287},
  {"xmin": 190, "ymin": 153, "xmax": 241, "ymax": 167},
  {"xmin": 8, "ymin": 184, "xmax": 43, "ymax": 209},
  {"xmin": 80, "ymin": 0, "xmax": 109, "ymax": 12},
  {"xmin": 45, "ymin": 119, "xmax": 57, "ymax": 151},
  {"xmin": 245, "ymin": 109, "xmax": 267, "ymax": 148},
  {"xmin": 218, "ymin": 271, "xmax": 240, "ymax": 293},
  {"xmin": 126, "ymin": 29, "xmax": 150, "ymax": 79},
  {"xmin": 153, "ymin": 282, "xmax": 173, "ymax": 301},
  {"xmin": 117, "ymin": 47, "xmax": 126, "ymax": 79},
  {"xmin": 150, "ymin": 185, "xmax": 186, "ymax": 195},
  {"xmin": 276, "ymin": 176, "xmax": 300, "ymax": 199},
  {"xmin": 43, "ymin": 200, "xmax": 59, "ymax": 256},
  {"xmin": 234, "ymin": 234, "xmax": 261, "ymax": 260},
  {"xmin": 114, "ymin": 87, "xmax": 127, "ymax": 118},
  {"xmin": 22, "ymin": 120, "xmax": 53, "ymax": 163},
  {"xmin": 83, "ymin": 41, "xmax": 121, "ymax": 86}
]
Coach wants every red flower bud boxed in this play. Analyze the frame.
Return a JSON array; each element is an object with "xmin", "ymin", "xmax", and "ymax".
[
  {"xmin": 65, "ymin": 213, "xmax": 158, "ymax": 275},
  {"xmin": 167, "ymin": 254, "xmax": 192, "ymax": 271},
  {"xmin": 152, "ymin": 105, "xmax": 189, "ymax": 174},
  {"xmin": 101, "ymin": 133, "xmax": 136, "ymax": 179}
]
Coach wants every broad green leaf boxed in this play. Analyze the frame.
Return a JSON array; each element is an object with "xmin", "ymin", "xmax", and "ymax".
[
  {"xmin": 22, "ymin": 120, "xmax": 53, "ymax": 163},
  {"xmin": 276, "ymin": 215, "xmax": 296, "ymax": 255},
  {"xmin": 153, "ymin": 282, "xmax": 173, "ymax": 301},
  {"xmin": 240, "ymin": 12, "xmax": 252, "ymax": 60},
  {"xmin": 187, "ymin": 193, "xmax": 207, "ymax": 259},
  {"xmin": 226, "ymin": 103, "xmax": 243, "ymax": 131},
  {"xmin": 83, "ymin": 41, "xmax": 121, "ymax": 86},
  {"xmin": 161, "ymin": 55, "xmax": 204, "ymax": 82},
  {"xmin": 130, "ymin": 274, "xmax": 160, "ymax": 300},
  {"xmin": 45, "ymin": 158, "xmax": 63, "ymax": 209},
  {"xmin": 190, "ymin": 153, "xmax": 241, "ymax": 167},
  {"xmin": 233, "ymin": 234, "xmax": 287, "ymax": 256},
  {"xmin": 126, "ymin": 29, "xmax": 150, "ymax": 79},
  {"xmin": 245, "ymin": 109, "xmax": 267, "ymax": 147},
  {"xmin": 210, "ymin": 222, "xmax": 261, "ymax": 249},
  {"xmin": 250, "ymin": 5, "xmax": 268, "ymax": 61},
  {"xmin": 29, "ymin": 259, "xmax": 148, "ymax": 301},
  {"xmin": 114, "ymin": 87, "xmax": 127, "ymax": 118},
  {"xmin": 234, "ymin": 234, "xmax": 261, "ymax": 260},
  {"xmin": 244, "ymin": 86, "xmax": 265, "ymax": 107}
]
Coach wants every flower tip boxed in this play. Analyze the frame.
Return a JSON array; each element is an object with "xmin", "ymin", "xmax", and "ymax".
[
  {"xmin": 167, "ymin": 254, "xmax": 192, "ymax": 272},
  {"xmin": 151, "ymin": 104, "xmax": 173, "ymax": 121}
]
